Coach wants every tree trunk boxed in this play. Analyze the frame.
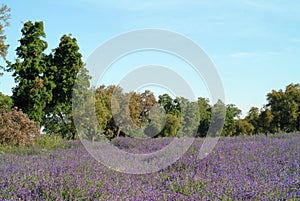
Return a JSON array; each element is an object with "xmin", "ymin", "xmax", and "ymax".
[
  {"xmin": 71, "ymin": 130, "xmax": 76, "ymax": 140},
  {"xmin": 117, "ymin": 127, "xmax": 121, "ymax": 138}
]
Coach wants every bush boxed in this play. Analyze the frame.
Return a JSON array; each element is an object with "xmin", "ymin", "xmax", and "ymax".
[{"xmin": 0, "ymin": 106, "xmax": 40, "ymax": 146}]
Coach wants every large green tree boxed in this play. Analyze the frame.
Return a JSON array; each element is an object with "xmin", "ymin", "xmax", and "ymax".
[
  {"xmin": 9, "ymin": 21, "xmax": 52, "ymax": 123},
  {"xmin": 283, "ymin": 83, "xmax": 300, "ymax": 132},
  {"xmin": 43, "ymin": 34, "xmax": 86, "ymax": 139},
  {"xmin": 266, "ymin": 83, "xmax": 300, "ymax": 133}
]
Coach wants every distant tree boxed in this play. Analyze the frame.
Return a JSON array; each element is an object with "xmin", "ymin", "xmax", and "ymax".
[
  {"xmin": 144, "ymin": 105, "xmax": 166, "ymax": 137},
  {"xmin": 94, "ymin": 85, "xmax": 125, "ymax": 139},
  {"xmin": 9, "ymin": 21, "xmax": 52, "ymax": 123},
  {"xmin": 266, "ymin": 83, "xmax": 300, "ymax": 133},
  {"xmin": 110, "ymin": 87, "xmax": 133, "ymax": 137},
  {"xmin": 245, "ymin": 107, "xmax": 260, "ymax": 134},
  {"xmin": 234, "ymin": 119, "xmax": 254, "ymax": 136},
  {"xmin": 139, "ymin": 90, "xmax": 157, "ymax": 127},
  {"xmin": 0, "ymin": 92, "xmax": 12, "ymax": 109},
  {"xmin": 197, "ymin": 97, "xmax": 211, "ymax": 137},
  {"xmin": 128, "ymin": 91, "xmax": 142, "ymax": 127},
  {"xmin": 208, "ymin": 100, "xmax": 226, "ymax": 137},
  {"xmin": 161, "ymin": 114, "xmax": 181, "ymax": 137},
  {"xmin": 73, "ymin": 84, "xmax": 101, "ymax": 142},
  {"xmin": 266, "ymin": 89, "xmax": 286, "ymax": 132},
  {"xmin": 158, "ymin": 94, "xmax": 180, "ymax": 116},
  {"xmin": 157, "ymin": 94, "xmax": 181, "ymax": 137},
  {"xmin": 95, "ymin": 85, "xmax": 113, "ymax": 133},
  {"xmin": 0, "ymin": 4, "xmax": 10, "ymax": 75},
  {"xmin": 284, "ymin": 83, "xmax": 300, "ymax": 132},
  {"xmin": 177, "ymin": 97, "xmax": 199, "ymax": 137},
  {"xmin": 258, "ymin": 106, "xmax": 273, "ymax": 134},
  {"xmin": 222, "ymin": 104, "xmax": 241, "ymax": 136}
]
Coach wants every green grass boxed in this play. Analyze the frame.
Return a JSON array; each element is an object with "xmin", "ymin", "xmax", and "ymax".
[{"xmin": 0, "ymin": 135, "xmax": 79, "ymax": 155}]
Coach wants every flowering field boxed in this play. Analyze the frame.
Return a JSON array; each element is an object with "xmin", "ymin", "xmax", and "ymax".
[{"xmin": 0, "ymin": 133, "xmax": 299, "ymax": 200}]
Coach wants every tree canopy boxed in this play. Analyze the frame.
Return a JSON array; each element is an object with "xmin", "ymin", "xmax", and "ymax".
[
  {"xmin": 0, "ymin": 4, "xmax": 10, "ymax": 60},
  {"xmin": 9, "ymin": 21, "xmax": 51, "ymax": 123}
]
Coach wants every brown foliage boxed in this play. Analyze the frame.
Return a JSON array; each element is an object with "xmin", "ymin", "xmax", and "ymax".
[{"xmin": 0, "ymin": 106, "xmax": 40, "ymax": 146}]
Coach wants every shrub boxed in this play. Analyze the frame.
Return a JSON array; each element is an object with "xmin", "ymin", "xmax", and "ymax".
[{"xmin": 0, "ymin": 106, "xmax": 40, "ymax": 146}]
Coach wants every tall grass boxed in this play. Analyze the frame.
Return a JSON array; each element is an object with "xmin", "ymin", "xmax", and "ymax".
[{"xmin": 0, "ymin": 135, "xmax": 80, "ymax": 155}]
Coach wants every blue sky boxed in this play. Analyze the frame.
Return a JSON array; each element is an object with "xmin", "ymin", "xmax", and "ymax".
[{"xmin": 1, "ymin": 0, "xmax": 300, "ymax": 116}]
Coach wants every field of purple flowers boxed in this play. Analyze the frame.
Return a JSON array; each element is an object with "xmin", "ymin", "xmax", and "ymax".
[{"xmin": 1, "ymin": 133, "xmax": 299, "ymax": 200}]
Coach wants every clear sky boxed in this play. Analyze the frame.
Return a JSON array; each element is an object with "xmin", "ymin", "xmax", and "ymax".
[{"xmin": 1, "ymin": 0, "xmax": 300, "ymax": 116}]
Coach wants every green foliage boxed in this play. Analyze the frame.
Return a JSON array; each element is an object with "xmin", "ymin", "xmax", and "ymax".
[
  {"xmin": 34, "ymin": 134, "xmax": 69, "ymax": 150},
  {"xmin": 177, "ymin": 97, "xmax": 199, "ymax": 137},
  {"xmin": 161, "ymin": 114, "xmax": 181, "ymax": 137},
  {"xmin": 7, "ymin": 21, "xmax": 89, "ymax": 139},
  {"xmin": 169, "ymin": 179, "xmax": 204, "ymax": 196},
  {"xmin": 258, "ymin": 107, "xmax": 273, "ymax": 134},
  {"xmin": 209, "ymin": 100, "xmax": 226, "ymax": 137},
  {"xmin": 129, "ymin": 92, "xmax": 143, "ymax": 127},
  {"xmin": 44, "ymin": 34, "xmax": 86, "ymax": 139},
  {"xmin": 197, "ymin": 97, "xmax": 211, "ymax": 137},
  {"xmin": 234, "ymin": 119, "xmax": 255, "ymax": 135},
  {"xmin": 94, "ymin": 85, "xmax": 113, "ymax": 133},
  {"xmin": 266, "ymin": 83, "xmax": 300, "ymax": 133},
  {"xmin": 0, "ymin": 92, "xmax": 12, "ymax": 108},
  {"xmin": 158, "ymin": 94, "xmax": 180, "ymax": 116},
  {"xmin": 72, "ymin": 68, "xmax": 95, "ymax": 140},
  {"xmin": 93, "ymin": 85, "xmax": 164, "ymax": 139},
  {"xmin": 222, "ymin": 104, "xmax": 242, "ymax": 136},
  {"xmin": 0, "ymin": 134, "xmax": 78, "ymax": 155},
  {"xmin": 144, "ymin": 105, "xmax": 166, "ymax": 137},
  {"xmin": 0, "ymin": 144, "xmax": 41, "ymax": 155},
  {"xmin": 9, "ymin": 21, "xmax": 52, "ymax": 123},
  {"xmin": 139, "ymin": 90, "xmax": 157, "ymax": 127},
  {"xmin": 157, "ymin": 94, "xmax": 181, "ymax": 137},
  {"xmin": 0, "ymin": 4, "xmax": 10, "ymax": 62},
  {"xmin": 245, "ymin": 107, "xmax": 260, "ymax": 134},
  {"xmin": 110, "ymin": 87, "xmax": 135, "ymax": 137}
]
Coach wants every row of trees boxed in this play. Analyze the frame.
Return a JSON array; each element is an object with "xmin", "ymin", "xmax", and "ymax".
[
  {"xmin": 1, "ymin": 7, "xmax": 300, "ymax": 144},
  {"xmin": 87, "ymin": 86, "xmax": 202, "ymax": 139},
  {"xmin": 73, "ymin": 83, "xmax": 300, "ymax": 140}
]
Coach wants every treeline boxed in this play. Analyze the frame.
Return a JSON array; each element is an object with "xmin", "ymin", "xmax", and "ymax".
[
  {"xmin": 1, "ymin": 17, "xmax": 300, "ymax": 145},
  {"xmin": 74, "ymin": 83, "xmax": 300, "ymax": 140}
]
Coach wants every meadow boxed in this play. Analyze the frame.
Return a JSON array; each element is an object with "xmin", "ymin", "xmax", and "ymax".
[{"xmin": 0, "ymin": 133, "xmax": 299, "ymax": 200}]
